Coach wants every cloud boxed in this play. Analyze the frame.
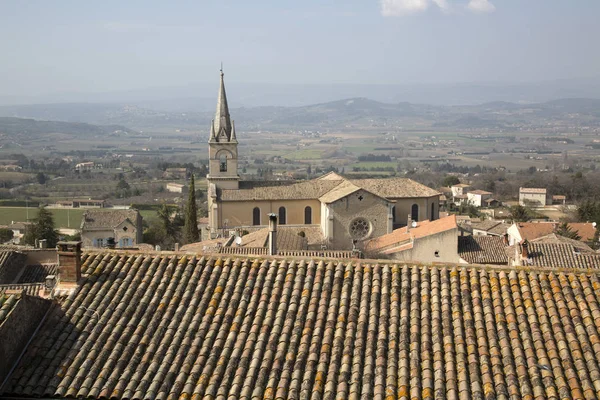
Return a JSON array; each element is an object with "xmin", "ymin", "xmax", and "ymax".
[
  {"xmin": 380, "ymin": 0, "xmax": 429, "ymax": 16},
  {"xmin": 380, "ymin": 0, "xmax": 497, "ymax": 16},
  {"xmin": 467, "ymin": 0, "xmax": 496, "ymax": 13},
  {"xmin": 432, "ymin": 0, "xmax": 450, "ymax": 12}
]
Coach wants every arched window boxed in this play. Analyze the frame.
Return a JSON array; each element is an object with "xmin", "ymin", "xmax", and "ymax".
[
  {"xmin": 431, "ymin": 203, "xmax": 435, "ymax": 221},
  {"xmin": 252, "ymin": 207, "xmax": 260, "ymax": 226},
  {"xmin": 279, "ymin": 206, "xmax": 287, "ymax": 225},
  {"xmin": 304, "ymin": 206, "xmax": 312, "ymax": 224},
  {"xmin": 219, "ymin": 153, "xmax": 227, "ymax": 172},
  {"xmin": 392, "ymin": 206, "xmax": 396, "ymax": 223},
  {"xmin": 411, "ymin": 204, "xmax": 419, "ymax": 222}
]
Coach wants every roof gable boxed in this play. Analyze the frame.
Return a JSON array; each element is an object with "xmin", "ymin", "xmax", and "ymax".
[{"xmin": 81, "ymin": 210, "xmax": 140, "ymax": 230}]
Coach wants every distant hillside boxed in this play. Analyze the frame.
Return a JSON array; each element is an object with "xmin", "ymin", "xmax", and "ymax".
[
  {"xmin": 0, "ymin": 97, "xmax": 599, "ymax": 131},
  {"xmin": 0, "ymin": 117, "xmax": 136, "ymax": 136}
]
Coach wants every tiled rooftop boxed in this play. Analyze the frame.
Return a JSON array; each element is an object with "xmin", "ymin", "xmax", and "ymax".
[
  {"xmin": 516, "ymin": 222, "xmax": 597, "ymax": 242},
  {"xmin": 0, "ymin": 292, "xmax": 20, "ymax": 326},
  {"xmin": 81, "ymin": 209, "xmax": 140, "ymax": 230},
  {"xmin": 220, "ymin": 176, "xmax": 439, "ymax": 202},
  {"xmin": 521, "ymin": 242, "xmax": 600, "ymax": 269},
  {"xmin": 531, "ymin": 233, "xmax": 595, "ymax": 253},
  {"xmin": 15, "ymin": 264, "xmax": 57, "ymax": 284},
  {"xmin": 519, "ymin": 187, "xmax": 547, "ymax": 194},
  {"xmin": 6, "ymin": 252, "xmax": 600, "ymax": 398},
  {"xmin": 458, "ymin": 236, "xmax": 508, "ymax": 265}
]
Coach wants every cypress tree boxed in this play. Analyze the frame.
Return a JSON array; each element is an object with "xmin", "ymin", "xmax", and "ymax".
[{"xmin": 183, "ymin": 174, "xmax": 200, "ymax": 243}]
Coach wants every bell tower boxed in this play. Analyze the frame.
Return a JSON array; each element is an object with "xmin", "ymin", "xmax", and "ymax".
[{"xmin": 207, "ymin": 68, "xmax": 239, "ymax": 190}]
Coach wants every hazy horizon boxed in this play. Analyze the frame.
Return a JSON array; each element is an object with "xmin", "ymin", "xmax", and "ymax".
[{"xmin": 2, "ymin": 0, "xmax": 600, "ymax": 102}]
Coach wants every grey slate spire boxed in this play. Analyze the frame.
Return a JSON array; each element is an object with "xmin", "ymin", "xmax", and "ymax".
[{"xmin": 212, "ymin": 68, "xmax": 232, "ymax": 141}]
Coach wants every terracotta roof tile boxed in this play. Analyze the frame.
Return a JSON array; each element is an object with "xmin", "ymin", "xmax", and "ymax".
[
  {"xmin": 351, "ymin": 177, "xmax": 440, "ymax": 198},
  {"xmin": 458, "ymin": 236, "xmax": 508, "ymax": 265},
  {"xmin": 4, "ymin": 254, "xmax": 600, "ymax": 398},
  {"xmin": 468, "ymin": 189, "xmax": 492, "ymax": 195},
  {"xmin": 81, "ymin": 209, "xmax": 140, "ymax": 230},
  {"xmin": 221, "ymin": 176, "xmax": 439, "ymax": 202},
  {"xmin": 0, "ymin": 292, "xmax": 21, "ymax": 325},
  {"xmin": 531, "ymin": 233, "xmax": 595, "ymax": 253},
  {"xmin": 365, "ymin": 215, "xmax": 457, "ymax": 252},
  {"xmin": 522, "ymin": 243, "xmax": 600, "ymax": 269},
  {"xmin": 516, "ymin": 222, "xmax": 597, "ymax": 242},
  {"xmin": 519, "ymin": 187, "xmax": 547, "ymax": 194}
]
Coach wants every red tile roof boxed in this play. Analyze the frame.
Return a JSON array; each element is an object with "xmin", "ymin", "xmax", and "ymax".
[
  {"xmin": 516, "ymin": 222, "xmax": 597, "ymax": 242},
  {"xmin": 365, "ymin": 215, "xmax": 457, "ymax": 252},
  {"xmin": 3, "ymin": 253, "xmax": 600, "ymax": 398}
]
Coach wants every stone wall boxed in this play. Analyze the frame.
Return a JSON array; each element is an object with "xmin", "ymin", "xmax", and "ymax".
[
  {"xmin": 219, "ymin": 199, "xmax": 322, "ymax": 228},
  {"xmin": 392, "ymin": 227, "xmax": 459, "ymax": 264}
]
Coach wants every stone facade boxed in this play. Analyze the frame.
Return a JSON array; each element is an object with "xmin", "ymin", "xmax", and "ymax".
[{"xmin": 325, "ymin": 189, "xmax": 392, "ymax": 249}]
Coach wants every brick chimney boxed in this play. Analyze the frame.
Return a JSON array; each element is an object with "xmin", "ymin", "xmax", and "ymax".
[
  {"xmin": 521, "ymin": 240, "xmax": 529, "ymax": 259},
  {"xmin": 268, "ymin": 213, "xmax": 277, "ymax": 256},
  {"xmin": 57, "ymin": 241, "xmax": 82, "ymax": 283}
]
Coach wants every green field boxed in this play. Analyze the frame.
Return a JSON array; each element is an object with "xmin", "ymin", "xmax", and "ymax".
[
  {"xmin": 351, "ymin": 161, "xmax": 397, "ymax": 169},
  {"xmin": 0, "ymin": 207, "xmax": 157, "ymax": 229}
]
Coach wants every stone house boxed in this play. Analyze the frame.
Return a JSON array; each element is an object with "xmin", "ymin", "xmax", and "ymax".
[
  {"xmin": 166, "ymin": 183, "xmax": 187, "ymax": 193},
  {"xmin": 467, "ymin": 189, "xmax": 493, "ymax": 207},
  {"xmin": 519, "ymin": 187, "xmax": 547, "ymax": 206},
  {"xmin": 80, "ymin": 209, "xmax": 143, "ymax": 248}
]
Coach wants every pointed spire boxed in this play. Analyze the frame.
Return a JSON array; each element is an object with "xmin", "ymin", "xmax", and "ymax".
[
  {"xmin": 213, "ymin": 67, "xmax": 232, "ymax": 141},
  {"xmin": 230, "ymin": 120, "xmax": 237, "ymax": 142},
  {"xmin": 209, "ymin": 119, "xmax": 216, "ymax": 142}
]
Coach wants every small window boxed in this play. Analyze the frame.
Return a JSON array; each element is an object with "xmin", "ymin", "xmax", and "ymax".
[
  {"xmin": 431, "ymin": 203, "xmax": 435, "ymax": 221},
  {"xmin": 219, "ymin": 154, "xmax": 227, "ymax": 172},
  {"xmin": 392, "ymin": 206, "xmax": 396, "ymax": 223},
  {"xmin": 434, "ymin": 251, "xmax": 440, "ymax": 258},
  {"xmin": 279, "ymin": 206, "xmax": 287, "ymax": 225},
  {"xmin": 411, "ymin": 204, "xmax": 419, "ymax": 222},
  {"xmin": 123, "ymin": 226, "xmax": 128, "ymax": 232},
  {"xmin": 304, "ymin": 206, "xmax": 312, "ymax": 224},
  {"xmin": 252, "ymin": 207, "xmax": 260, "ymax": 226}
]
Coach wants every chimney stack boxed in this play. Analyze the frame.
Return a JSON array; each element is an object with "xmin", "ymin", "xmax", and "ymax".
[
  {"xmin": 268, "ymin": 213, "xmax": 277, "ymax": 256},
  {"xmin": 503, "ymin": 233, "xmax": 509, "ymax": 246},
  {"xmin": 57, "ymin": 241, "xmax": 82, "ymax": 283},
  {"xmin": 407, "ymin": 214, "xmax": 412, "ymax": 231},
  {"xmin": 521, "ymin": 240, "xmax": 529, "ymax": 259}
]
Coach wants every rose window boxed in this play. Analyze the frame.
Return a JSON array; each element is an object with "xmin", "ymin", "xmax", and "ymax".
[{"xmin": 350, "ymin": 218, "xmax": 370, "ymax": 239}]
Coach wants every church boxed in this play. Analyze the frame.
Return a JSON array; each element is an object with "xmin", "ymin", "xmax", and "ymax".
[{"xmin": 206, "ymin": 70, "xmax": 441, "ymax": 250}]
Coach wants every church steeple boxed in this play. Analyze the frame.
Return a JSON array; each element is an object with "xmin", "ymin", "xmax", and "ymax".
[
  {"xmin": 211, "ymin": 68, "xmax": 233, "ymax": 142},
  {"xmin": 207, "ymin": 67, "xmax": 240, "ymax": 191}
]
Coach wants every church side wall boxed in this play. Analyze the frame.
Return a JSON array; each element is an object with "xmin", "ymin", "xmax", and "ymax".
[
  {"xmin": 218, "ymin": 199, "xmax": 322, "ymax": 228},
  {"xmin": 391, "ymin": 195, "xmax": 439, "ymax": 225}
]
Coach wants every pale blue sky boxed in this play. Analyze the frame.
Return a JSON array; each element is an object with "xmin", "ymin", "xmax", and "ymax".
[{"xmin": 1, "ymin": 0, "xmax": 599, "ymax": 96}]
